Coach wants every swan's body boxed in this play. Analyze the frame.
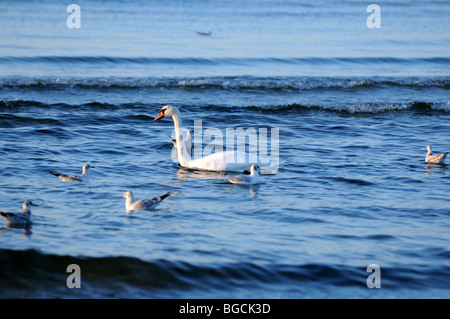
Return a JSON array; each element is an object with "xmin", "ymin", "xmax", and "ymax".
[
  {"xmin": 50, "ymin": 163, "xmax": 94, "ymax": 182},
  {"xmin": 121, "ymin": 190, "xmax": 172, "ymax": 213},
  {"xmin": 172, "ymin": 128, "xmax": 193, "ymax": 157},
  {"xmin": 425, "ymin": 145, "xmax": 448, "ymax": 164},
  {"xmin": 155, "ymin": 105, "xmax": 270, "ymax": 172},
  {"xmin": 227, "ymin": 164, "xmax": 261, "ymax": 185},
  {"xmin": 1, "ymin": 200, "xmax": 37, "ymax": 225}
]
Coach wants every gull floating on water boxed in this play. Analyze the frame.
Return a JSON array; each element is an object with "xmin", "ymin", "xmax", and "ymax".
[
  {"xmin": 1, "ymin": 200, "xmax": 38, "ymax": 225},
  {"xmin": 425, "ymin": 145, "xmax": 448, "ymax": 164},
  {"xmin": 121, "ymin": 190, "xmax": 173, "ymax": 213},
  {"xmin": 50, "ymin": 163, "xmax": 95, "ymax": 182},
  {"xmin": 226, "ymin": 164, "xmax": 261, "ymax": 185}
]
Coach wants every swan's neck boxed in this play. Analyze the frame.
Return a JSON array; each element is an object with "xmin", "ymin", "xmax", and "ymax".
[
  {"xmin": 82, "ymin": 166, "xmax": 88, "ymax": 177},
  {"xmin": 171, "ymin": 111, "xmax": 191, "ymax": 165}
]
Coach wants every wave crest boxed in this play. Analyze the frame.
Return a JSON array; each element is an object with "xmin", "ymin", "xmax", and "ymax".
[
  {"xmin": 1, "ymin": 77, "xmax": 448, "ymax": 91},
  {"xmin": 1, "ymin": 99, "xmax": 449, "ymax": 115}
]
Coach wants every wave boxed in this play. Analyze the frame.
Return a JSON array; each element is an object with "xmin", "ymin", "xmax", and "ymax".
[
  {"xmin": 1, "ymin": 99, "xmax": 449, "ymax": 115},
  {"xmin": 1, "ymin": 56, "xmax": 449, "ymax": 66},
  {"xmin": 253, "ymin": 101, "xmax": 450, "ymax": 114},
  {"xmin": 1, "ymin": 76, "xmax": 448, "ymax": 91},
  {"xmin": 1, "ymin": 249, "xmax": 448, "ymax": 298}
]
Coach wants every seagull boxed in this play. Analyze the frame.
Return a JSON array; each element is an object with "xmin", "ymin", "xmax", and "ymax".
[
  {"xmin": 226, "ymin": 164, "xmax": 261, "ymax": 185},
  {"xmin": 425, "ymin": 145, "xmax": 448, "ymax": 164},
  {"xmin": 121, "ymin": 190, "xmax": 173, "ymax": 213},
  {"xmin": 1, "ymin": 200, "xmax": 38, "ymax": 225},
  {"xmin": 50, "ymin": 163, "xmax": 95, "ymax": 182}
]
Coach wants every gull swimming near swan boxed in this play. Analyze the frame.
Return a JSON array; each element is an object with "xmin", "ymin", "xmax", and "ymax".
[
  {"xmin": 121, "ymin": 190, "xmax": 173, "ymax": 213},
  {"xmin": 154, "ymin": 105, "xmax": 270, "ymax": 173},
  {"xmin": 1, "ymin": 200, "xmax": 38, "ymax": 225},
  {"xmin": 425, "ymin": 145, "xmax": 448, "ymax": 164},
  {"xmin": 226, "ymin": 164, "xmax": 261, "ymax": 185},
  {"xmin": 50, "ymin": 163, "xmax": 94, "ymax": 182}
]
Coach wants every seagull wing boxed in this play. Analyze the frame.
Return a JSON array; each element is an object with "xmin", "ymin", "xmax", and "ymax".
[
  {"xmin": 131, "ymin": 192, "xmax": 173, "ymax": 211},
  {"xmin": 227, "ymin": 174, "xmax": 253, "ymax": 184},
  {"xmin": 50, "ymin": 171, "xmax": 83, "ymax": 182},
  {"xmin": 1, "ymin": 212, "xmax": 30, "ymax": 224}
]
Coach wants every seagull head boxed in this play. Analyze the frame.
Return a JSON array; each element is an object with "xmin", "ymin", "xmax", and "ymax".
[
  {"xmin": 23, "ymin": 200, "xmax": 38, "ymax": 213},
  {"xmin": 121, "ymin": 191, "xmax": 133, "ymax": 199},
  {"xmin": 84, "ymin": 163, "xmax": 95, "ymax": 169},
  {"xmin": 23, "ymin": 200, "xmax": 38, "ymax": 207},
  {"xmin": 251, "ymin": 164, "xmax": 261, "ymax": 174}
]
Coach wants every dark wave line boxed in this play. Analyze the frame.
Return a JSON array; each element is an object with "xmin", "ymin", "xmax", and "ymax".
[
  {"xmin": 0, "ymin": 249, "xmax": 448, "ymax": 298},
  {"xmin": 1, "ymin": 100, "xmax": 449, "ymax": 115},
  {"xmin": 1, "ymin": 55, "xmax": 449, "ymax": 66},
  {"xmin": 1, "ymin": 77, "xmax": 448, "ymax": 91}
]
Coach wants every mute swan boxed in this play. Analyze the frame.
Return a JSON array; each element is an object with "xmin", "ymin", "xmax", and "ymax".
[
  {"xmin": 425, "ymin": 145, "xmax": 448, "ymax": 164},
  {"xmin": 121, "ymin": 190, "xmax": 172, "ymax": 213},
  {"xmin": 227, "ymin": 164, "xmax": 261, "ymax": 185},
  {"xmin": 50, "ymin": 163, "xmax": 94, "ymax": 182},
  {"xmin": 1, "ymin": 200, "xmax": 38, "ymax": 225},
  {"xmin": 154, "ymin": 105, "xmax": 270, "ymax": 172}
]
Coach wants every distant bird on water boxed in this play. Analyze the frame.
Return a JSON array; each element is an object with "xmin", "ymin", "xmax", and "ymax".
[
  {"xmin": 196, "ymin": 31, "xmax": 211, "ymax": 36},
  {"xmin": 425, "ymin": 145, "xmax": 448, "ymax": 164},
  {"xmin": 50, "ymin": 163, "xmax": 94, "ymax": 182},
  {"xmin": 1, "ymin": 200, "xmax": 38, "ymax": 225},
  {"xmin": 121, "ymin": 190, "xmax": 173, "ymax": 213}
]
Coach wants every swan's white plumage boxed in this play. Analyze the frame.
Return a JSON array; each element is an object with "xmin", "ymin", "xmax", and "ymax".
[{"xmin": 172, "ymin": 128, "xmax": 193, "ymax": 157}]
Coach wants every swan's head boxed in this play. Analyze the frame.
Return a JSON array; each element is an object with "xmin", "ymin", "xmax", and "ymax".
[
  {"xmin": 83, "ymin": 163, "xmax": 95, "ymax": 170},
  {"xmin": 120, "ymin": 191, "xmax": 133, "ymax": 199},
  {"xmin": 154, "ymin": 105, "xmax": 179, "ymax": 122},
  {"xmin": 426, "ymin": 145, "xmax": 432, "ymax": 151}
]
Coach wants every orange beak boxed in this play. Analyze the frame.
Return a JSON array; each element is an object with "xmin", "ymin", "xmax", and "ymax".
[{"xmin": 154, "ymin": 111, "xmax": 165, "ymax": 122}]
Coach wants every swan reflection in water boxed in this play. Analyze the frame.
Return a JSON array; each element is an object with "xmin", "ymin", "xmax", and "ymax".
[
  {"xmin": 425, "ymin": 163, "xmax": 448, "ymax": 175},
  {"xmin": 176, "ymin": 167, "xmax": 226, "ymax": 180},
  {"xmin": 176, "ymin": 167, "xmax": 260, "ymax": 198}
]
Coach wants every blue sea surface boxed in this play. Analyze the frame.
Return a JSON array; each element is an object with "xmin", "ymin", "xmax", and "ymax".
[{"xmin": 0, "ymin": 0, "xmax": 449, "ymax": 298}]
